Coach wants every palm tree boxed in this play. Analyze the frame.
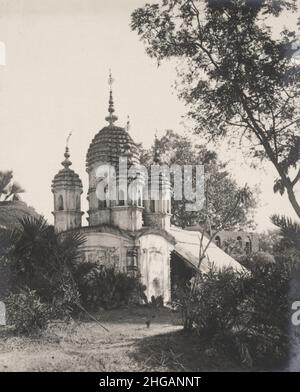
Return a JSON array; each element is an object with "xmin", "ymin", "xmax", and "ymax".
[
  {"xmin": 0, "ymin": 171, "xmax": 24, "ymax": 201},
  {"xmin": 271, "ymin": 215, "xmax": 300, "ymax": 252},
  {"xmin": 1, "ymin": 215, "xmax": 86, "ymax": 301},
  {"xmin": 1, "ymin": 216, "xmax": 108, "ymax": 331}
]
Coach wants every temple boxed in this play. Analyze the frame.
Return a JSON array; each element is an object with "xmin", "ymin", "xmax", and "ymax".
[{"xmin": 51, "ymin": 73, "xmax": 245, "ymax": 304}]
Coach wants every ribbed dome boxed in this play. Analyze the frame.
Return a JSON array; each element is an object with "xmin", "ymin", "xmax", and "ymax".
[
  {"xmin": 52, "ymin": 168, "xmax": 82, "ymax": 189},
  {"xmin": 52, "ymin": 147, "xmax": 83, "ymax": 189},
  {"xmin": 86, "ymin": 125, "xmax": 140, "ymax": 170}
]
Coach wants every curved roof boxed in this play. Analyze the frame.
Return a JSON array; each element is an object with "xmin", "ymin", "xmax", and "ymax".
[
  {"xmin": 52, "ymin": 147, "xmax": 82, "ymax": 190},
  {"xmin": 169, "ymin": 226, "xmax": 245, "ymax": 272},
  {"xmin": 86, "ymin": 125, "xmax": 140, "ymax": 170},
  {"xmin": 52, "ymin": 168, "xmax": 82, "ymax": 189}
]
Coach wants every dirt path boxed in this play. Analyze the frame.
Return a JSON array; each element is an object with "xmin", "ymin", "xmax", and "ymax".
[
  {"xmin": 0, "ymin": 307, "xmax": 238, "ymax": 371},
  {"xmin": 0, "ymin": 307, "xmax": 185, "ymax": 372}
]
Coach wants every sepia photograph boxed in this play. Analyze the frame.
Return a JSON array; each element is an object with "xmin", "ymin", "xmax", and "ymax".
[{"xmin": 0, "ymin": 0, "xmax": 299, "ymax": 380}]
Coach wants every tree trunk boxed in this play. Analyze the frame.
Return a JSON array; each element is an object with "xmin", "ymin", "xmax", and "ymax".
[{"xmin": 286, "ymin": 183, "xmax": 300, "ymax": 219}]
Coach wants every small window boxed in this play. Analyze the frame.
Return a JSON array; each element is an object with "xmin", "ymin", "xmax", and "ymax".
[
  {"xmin": 245, "ymin": 237, "xmax": 252, "ymax": 254},
  {"xmin": 119, "ymin": 189, "xmax": 125, "ymax": 206},
  {"xmin": 58, "ymin": 195, "xmax": 64, "ymax": 211},
  {"xmin": 98, "ymin": 199, "xmax": 105, "ymax": 209},
  {"xmin": 237, "ymin": 236, "xmax": 242, "ymax": 248},
  {"xmin": 138, "ymin": 190, "xmax": 142, "ymax": 207},
  {"xmin": 150, "ymin": 199, "xmax": 155, "ymax": 212},
  {"xmin": 104, "ymin": 185, "xmax": 109, "ymax": 208}
]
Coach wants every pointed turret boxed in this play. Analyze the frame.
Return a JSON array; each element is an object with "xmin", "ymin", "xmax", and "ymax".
[
  {"xmin": 143, "ymin": 133, "xmax": 172, "ymax": 230},
  {"xmin": 52, "ymin": 136, "xmax": 83, "ymax": 232}
]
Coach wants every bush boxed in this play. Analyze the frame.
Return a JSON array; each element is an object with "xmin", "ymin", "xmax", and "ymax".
[
  {"xmin": 50, "ymin": 275, "xmax": 81, "ymax": 320},
  {"xmin": 178, "ymin": 259, "xmax": 293, "ymax": 369},
  {"xmin": 6, "ymin": 288, "xmax": 52, "ymax": 334},
  {"xmin": 74, "ymin": 264, "xmax": 146, "ymax": 310},
  {"xmin": 238, "ymin": 251, "xmax": 275, "ymax": 269},
  {"xmin": 180, "ymin": 268, "xmax": 247, "ymax": 337},
  {"xmin": 1, "ymin": 216, "xmax": 86, "ymax": 315},
  {"xmin": 150, "ymin": 295, "xmax": 164, "ymax": 308}
]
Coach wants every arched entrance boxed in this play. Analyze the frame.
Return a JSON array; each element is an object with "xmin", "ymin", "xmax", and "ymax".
[{"xmin": 170, "ymin": 250, "xmax": 197, "ymax": 300}]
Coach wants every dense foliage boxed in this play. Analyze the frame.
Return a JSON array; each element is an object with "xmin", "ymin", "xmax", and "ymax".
[
  {"xmin": 179, "ymin": 260, "xmax": 293, "ymax": 368},
  {"xmin": 141, "ymin": 130, "xmax": 256, "ymax": 229},
  {"xmin": 178, "ymin": 213, "xmax": 300, "ymax": 369},
  {"xmin": 74, "ymin": 263, "xmax": 146, "ymax": 311},
  {"xmin": 0, "ymin": 216, "xmax": 147, "ymax": 333},
  {"xmin": 131, "ymin": 0, "xmax": 300, "ymax": 218},
  {"xmin": 1, "ymin": 216, "xmax": 84, "ymax": 311},
  {"xmin": 6, "ymin": 289, "xmax": 53, "ymax": 335}
]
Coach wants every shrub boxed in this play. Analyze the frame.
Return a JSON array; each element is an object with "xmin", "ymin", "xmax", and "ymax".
[
  {"xmin": 242, "ymin": 257, "xmax": 291, "ymax": 368},
  {"xmin": 180, "ymin": 267, "xmax": 248, "ymax": 337},
  {"xmin": 6, "ymin": 288, "xmax": 52, "ymax": 334},
  {"xmin": 0, "ymin": 255, "xmax": 11, "ymax": 299},
  {"xmin": 150, "ymin": 295, "xmax": 164, "ymax": 308},
  {"xmin": 74, "ymin": 264, "xmax": 146, "ymax": 310},
  {"xmin": 238, "ymin": 251, "xmax": 275, "ymax": 269},
  {"xmin": 178, "ymin": 259, "xmax": 293, "ymax": 369},
  {"xmin": 50, "ymin": 275, "xmax": 81, "ymax": 320}
]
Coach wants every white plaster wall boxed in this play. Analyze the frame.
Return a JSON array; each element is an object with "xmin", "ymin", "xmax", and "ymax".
[
  {"xmin": 88, "ymin": 209, "xmax": 111, "ymax": 226},
  {"xmin": 80, "ymin": 231, "xmax": 133, "ymax": 273},
  {"xmin": 143, "ymin": 212, "xmax": 171, "ymax": 230},
  {"xmin": 52, "ymin": 187, "xmax": 82, "ymax": 232},
  {"xmin": 111, "ymin": 207, "xmax": 143, "ymax": 231},
  {"xmin": 78, "ymin": 231, "xmax": 173, "ymax": 304},
  {"xmin": 54, "ymin": 210, "xmax": 82, "ymax": 232},
  {"xmin": 137, "ymin": 234, "xmax": 173, "ymax": 304}
]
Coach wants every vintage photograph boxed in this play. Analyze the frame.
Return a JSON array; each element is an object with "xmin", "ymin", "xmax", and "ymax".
[{"xmin": 0, "ymin": 0, "xmax": 299, "ymax": 374}]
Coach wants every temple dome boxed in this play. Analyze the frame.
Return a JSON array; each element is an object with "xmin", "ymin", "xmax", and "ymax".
[
  {"xmin": 86, "ymin": 71, "xmax": 141, "ymax": 171},
  {"xmin": 52, "ymin": 168, "xmax": 82, "ymax": 189},
  {"xmin": 52, "ymin": 147, "xmax": 82, "ymax": 189},
  {"xmin": 86, "ymin": 125, "xmax": 140, "ymax": 170}
]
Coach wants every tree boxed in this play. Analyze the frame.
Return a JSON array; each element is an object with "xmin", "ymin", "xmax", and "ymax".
[
  {"xmin": 1, "ymin": 216, "xmax": 86, "ymax": 305},
  {"xmin": 257, "ymin": 229, "xmax": 281, "ymax": 254},
  {"xmin": 131, "ymin": 0, "xmax": 300, "ymax": 218},
  {"xmin": 141, "ymin": 130, "xmax": 256, "ymax": 229},
  {"xmin": 0, "ymin": 171, "xmax": 24, "ymax": 201},
  {"xmin": 270, "ymin": 214, "xmax": 300, "ymax": 252}
]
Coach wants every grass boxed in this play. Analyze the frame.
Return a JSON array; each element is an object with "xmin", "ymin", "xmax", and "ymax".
[{"xmin": 0, "ymin": 306, "xmax": 240, "ymax": 372}]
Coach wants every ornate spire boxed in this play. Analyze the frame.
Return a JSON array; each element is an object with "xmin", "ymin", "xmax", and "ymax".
[
  {"xmin": 62, "ymin": 132, "xmax": 72, "ymax": 169},
  {"xmin": 126, "ymin": 115, "xmax": 130, "ymax": 133},
  {"xmin": 105, "ymin": 69, "xmax": 118, "ymax": 126}
]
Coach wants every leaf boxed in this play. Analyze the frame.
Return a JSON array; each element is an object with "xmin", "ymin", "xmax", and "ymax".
[{"xmin": 273, "ymin": 178, "xmax": 285, "ymax": 195}]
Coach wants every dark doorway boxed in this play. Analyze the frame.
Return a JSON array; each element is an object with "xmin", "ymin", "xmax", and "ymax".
[{"xmin": 170, "ymin": 251, "xmax": 196, "ymax": 300}]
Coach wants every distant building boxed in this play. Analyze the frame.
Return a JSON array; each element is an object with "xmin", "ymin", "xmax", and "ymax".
[
  {"xmin": 185, "ymin": 226, "xmax": 259, "ymax": 255},
  {"xmin": 51, "ymin": 75, "xmax": 244, "ymax": 304},
  {"xmin": 214, "ymin": 230, "xmax": 259, "ymax": 255}
]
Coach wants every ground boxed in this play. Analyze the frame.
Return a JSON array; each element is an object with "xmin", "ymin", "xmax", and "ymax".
[{"xmin": 0, "ymin": 307, "xmax": 238, "ymax": 372}]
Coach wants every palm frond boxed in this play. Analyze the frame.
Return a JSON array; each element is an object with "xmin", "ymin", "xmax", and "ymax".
[
  {"xmin": 4, "ymin": 181, "xmax": 25, "ymax": 201},
  {"xmin": 0, "ymin": 171, "xmax": 13, "ymax": 197},
  {"xmin": 270, "ymin": 214, "xmax": 300, "ymax": 250}
]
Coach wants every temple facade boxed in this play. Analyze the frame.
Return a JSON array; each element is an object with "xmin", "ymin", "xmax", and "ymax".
[{"xmin": 51, "ymin": 75, "xmax": 244, "ymax": 304}]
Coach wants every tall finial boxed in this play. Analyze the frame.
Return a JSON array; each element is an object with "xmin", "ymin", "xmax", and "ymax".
[
  {"xmin": 62, "ymin": 132, "xmax": 72, "ymax": 169},
  {"xmin": 105, "ymin": 69, "xmax": 118, "ymax": 126},
  {"xmin": 126, "ymin": 115, "xmax": 130, "ymax": 133},
  {"xmin": 66, "ymin": 131, "xmax": 72, "ymax": 148}
]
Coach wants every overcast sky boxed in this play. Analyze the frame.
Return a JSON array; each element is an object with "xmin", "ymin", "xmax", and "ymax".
[{"xmin": 0, "ymin": 0, "xmax": 299, "ymax": 231}]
